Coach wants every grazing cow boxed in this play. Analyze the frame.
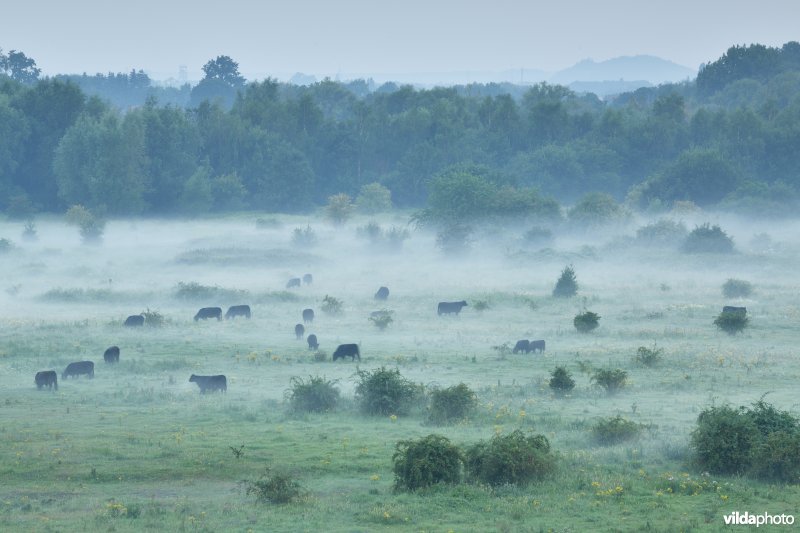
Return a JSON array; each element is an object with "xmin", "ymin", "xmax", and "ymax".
[
  {"xmin": 437, "ymin": 301, "xmax": 468, "ymax": 316},
  {"xmin": 722, "ymin": 306, "xmax": 747, "ymax": 316},
  {"xmin": 295, "ymin": 323, "xmax": 305, "ymax": 339},
  {"xmin": 286, "ymin": 278, "xmax": 301, "ymax": 289},
  {"xmin": 35, "ymin": 370, "xmax": 58, "ymax": 390},
  {"xmin": 333, "ymin": 343, "xmax": 360, "ymax": 361},
  {"xmin": 189, "ymin": 374, "xmax": 227, "ymax": 394},
  {"xmin": 62, "ymin": 361, "xmax": 94, "ymax": 380},
  {"xmin": 530, "ymin": 340, "xmax": 546, "ymax": 353},
  {"xmin": 303, "ymin": 273, "xmax": 313, "ymax": 285},
  {"xmin": 513, "ymin": 340, "xmax": 531, "ymax": 354},
  {"xmin": 307, "ymin": 334, "xmax": 319, "ymax": 350},
  {"xmin": 124, "ymin": 315, "xmax": 144, "ymax": 327},
  {"xmin": 302, "ymin": 308, "xmax": 315, "ymax": 323},
  {"xmin": 374, "ymin": 286, "xmax": 390, "ymax": 301},
  {"xmin": 225, "ymin": 305, "xmax": 251, "ymax": 319},
  {"xmin": 194, "ymin": 307, "xmax": 222, "ymax": 321},
  {"xmin": 103, "ymin": 346, "xmax": 120, "ymax": 363}
]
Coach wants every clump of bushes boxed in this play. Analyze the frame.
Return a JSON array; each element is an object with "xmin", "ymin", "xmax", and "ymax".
[
  {"xmin": 321, "ymin": 295, "xmax": 343, "ymax": 316},
  {"xmin": 286, "ymin": 376, "xmax": 340, "ymax": 413},
  {"xmin": 549, "ymin": 367, "xmax": 576, "ymax": 396},
  {"xmin": 465, "ymin": 430, "xmax": 556, "ymax": 486},
  {"xmin": 591, "ymin": 368, "xmax": 627, "ymax": 394},
  {"xmin": 65, "ymin": 204, "xmax": 106, "ymax": 244},
  {"xmin": 356, "ymin": 183, "xmax": 393, "ymax": 214},
  {"xmin": 573, "ymin": 310, "xmax": 600, "ymax": 333},
  {"xmin": 174, "ymin": 281, "xmax": 247, "ymax": 301},
  {"xmin": 245, "ymin": 468, "xmax": 305, "ymax": 504},
  {"xmin": 691, "ymin": 400, "xmax": 800, "ymax": 482},
  {"xmin": 591, "ymin": 415, "xmax": 643, "ymax": 445},
  {"xmin": 635, "ymin": 219, "xmax": 688, "ymax": 246},
  {"xmin": 428, "ymin": 383, "xmax": 477, "ymax": 425},
  {"xmin": 325, "ymin": 193, "xmax": 354, "ymax": 225},
  {"xmin": 392, "ymin": 434, "xmax": 463, "ymax": 491},
  {"xmin": 681, "ymin": 223, "xmax": 735, "ymax": 254},
  {"xmin": 635, "ymin": 344, "xmax": 663, "ymax": 367},
  {"xmin": 291, "ymin": 225, "xmax": 317, "ymax": 247},
  {"xmin": 552, "ymin": 265, "xmax": 578, "ymax": 298},
  {"xmin": 141, "ymin": 308, "xmax": 166, "ymax": 328},
  {"xmin": 369, "ymin": 310, "xmax": 394, "ymax": 330},
  {"xmin": 354, "ymin": 367, "xmax": 421, "ymax": 416},
  {"xmin": 714, "ymin": 310, "xmax": 749, "ymax": 335},
  {"xmin": 722, "ymin": 278, "xmax": 753, "ymax": 298}
]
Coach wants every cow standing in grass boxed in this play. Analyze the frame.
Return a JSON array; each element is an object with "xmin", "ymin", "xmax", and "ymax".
[
  {"xmin": 333, "ymin": 344, "xmax": 360, "ymax": 361},
  {"xmin": 63, "ymin": 361, "xmax": 94, "ymax": 379},
  {"xmin": 189, "ymin": 374, "xmax": 227, "ymax": 393},
  {"xmin": 437, "ymin": 301, "xmax": 468, "ymax": 316},
  {"xmin": 35, "ymin": 371, "xmax": 58, "ymax": 390},
  {"xmin": 104, "ymin": 346, "xmax": 120, "ymax": 363},
  {"xmin": 225, "ymin": 305, "xmax": 251, "ymax": 319},
  {"xmin": 194, "ymin": 307, "xmax": 222, "ymax": 321}
]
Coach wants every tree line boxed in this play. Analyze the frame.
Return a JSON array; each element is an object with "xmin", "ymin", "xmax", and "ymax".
[{"xmin": 1, "ymin": 42, "xmax": 800, "ymax": 219}]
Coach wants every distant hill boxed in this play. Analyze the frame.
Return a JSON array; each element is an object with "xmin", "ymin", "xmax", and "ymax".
[{"xmin": 550, "ymin": 55, "xmax": 696, "ymax": 86}]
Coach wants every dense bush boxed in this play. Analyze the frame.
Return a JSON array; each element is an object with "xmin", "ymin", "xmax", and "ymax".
[
  {"xmin": 291, "ymin": 225, "xmax": 317, "ymax": 247},
  {"xmin": 428, "ymin": 383, "xmax": 477, "ymax": 425},
  {"xmin": 573, "ymin": 310, "xmax": 600, "ymax": 332},
  {"xmin": 635, "ymin": 344, "xmax": 663, "ymax": 367},
  {"xmin": 369, "ymin": 310, "xmax": 394, "ymax": 330},
  {"xmin": 354, "ymin": 367, "xmax": 420, "ymax": 416},
  {"xmin": 552, "ymin": 265, "xmax": 578, "ymax": 298},
  {"xmin": 635, "ymin": 219, "xmax": 688, "ymax": 246},
  {"xmin": 325, "ymin": 193, "xmax": 354, "ymax": 225},
  {"xmin": 549, "ymin": 367, "xmax": 576, "ymax": 396},
  {"xmin": 286, "ymin": 376, "xmax": 340, "ymax": 413},
  {"xmin": 357, "ymin": 223, "xmax": 409, "ymax": 251},
  {"xmin": 591, "ymin": 415, "xmax": 643, "ymax": 445},
  {"xmin": 174, "ymin": 281, "xmax": 247, "ymax": 301},
  {"xmin": 714, "ymin": 311, "xmax": 749, "ymax": 335},
  {"xmin": 435, "ymin": 223, "xmax": 472, "ymax": 254},
  {"xmin": 591, "ymin": 368, "xmax": 627, "ymax": 394},
  {"xmin": 722, "ymin": 278, "xmax": 753, "ymax": 298},
  {"xmin": 568, "ymin": 192, "xmax": 627, "ymax": 227},
  {"xmin": 355, "ymin": 182, "xmax": 393, "ymax": 214},
  {"xmin": 245, "ymin": 468, "xmax": 305, "ymax": 504},
  {"xmin": 65, "ymin": 204, "xmax": 105, "ymax": 244},
  {"xmin": 141, "ymin": 308, "xmax": 166, "ymax": 328},
  {"xmin": 392, "ymin": 434, "xmax": 463, "ymax": 491},
  {"xmin": 681, "ymin": 223, "xmax": 735, "ymax": 253},
  {"xmin": 321, "ymin": 295, "xmax": 343, "ymax": 315},
  {"xmin": 465, "ymin": 430, "xmax": 556, "ymax": 486}
]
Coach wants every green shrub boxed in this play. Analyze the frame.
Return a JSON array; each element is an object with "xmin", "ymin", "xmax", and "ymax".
[
  {"xmin": 286, "ymin": 376, "xmax": 340, "ymax": 414},
  {"xmin": 573, "ymin": 310, "xmax": 600, "ymax": 333},
  {"xmin": 354, "ymin": 367, "xmax": 420, "ymax": 416},
  {"xmin": 245, "ymin": 468, "xmax": 305, "ymax": 504},
  {"xmin": 174, "ymin": 281, "xmax": 247, "ymax": 301},
  {"xmin": 65, "ymin": 204, "xmax": 105, "ymax": 244},
  {"xmin": 141, "ymin": 308, "xmax": 166, "ymax": 328},
  {"xmin": 591, "ymin": 368, "xmax": 627, "ymax": 394},
  {"xmin": 428, "ymin": 383, "xmax": 477, "ymax": 425},
  {"xmin": 635, "ymin": 344, "xmax": 663, "ymax": 367},
  {"xmin": 392, "ymin": 434, "xmax": 463, "ymax": 491},
  {"xmin": 552, "ymin": 265, "xmax": 578, "ymax": 298},
  {"xmin": 356, "ymin": 182, "xmax": 393, "ymax": 214},
  {"xmin": 722, "ymin": 278, "xmax": 753, "ymax": 298},
  {"xmin": 465, "ymin": 430, "xmax": 556, "ymax": 486},
  {"xmin": 472, "ymin": 300, "xmax": 490, "ymax": 312},
  {"xmin": 635, "ymin": 219, "xmax": 688, "ymax": 246},
  {"xmin": 358, "ymin": 223, "xmax": 409, "ymax": 251},
  {"xmin": 568, "ymin": 192, "xmax": 627, "ymax": 227},
  {"xmin": 325, "ymin": 193, "xmax": 354, "ymax": 225},
  {"xmin": 714, "ymin": 311, "xmax": 748, "ymax": 335},
  {"xmin": 681, "ymin": 223, "xmax": 735, "ymax": 254},
  {"xmin": 591, "ymin": 415, "xmax": 643, "ymax": 445},
  {"xmin": 291, "ymin": 225, "xmax": 317, "ymax": 247},
  {"xmin": 369, "ymin": 310, "xmax": 394, "ymax": 330},
  {"xmin": 549, "ymin": 367, "xmax": 576, "ymax": 396},
  {"xmin": 321, "ymin": 295, "xmax": 343, "ymax": 316},
  {"xmin": 750, "ymin": 430, "xmax": 800, "ymax": 483},
  {"xmin": 691, "ymin": 405, "xmax": 758, "ymax": 475}
]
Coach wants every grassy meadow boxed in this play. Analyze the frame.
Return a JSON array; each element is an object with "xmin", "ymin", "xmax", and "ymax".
[{"xmin": 0, "ymin": 213, "xmax": 799, "ymax": 532}]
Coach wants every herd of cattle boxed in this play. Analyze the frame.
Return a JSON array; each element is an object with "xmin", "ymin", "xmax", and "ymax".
[{"xmin": 33, "ymin": 277, "xmax": 554, "ymax": 394}]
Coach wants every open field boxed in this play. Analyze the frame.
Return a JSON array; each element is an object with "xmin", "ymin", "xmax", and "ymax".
[{"xmin": 1, "ymin": 213, "xmax": 799, "ymax": 532}]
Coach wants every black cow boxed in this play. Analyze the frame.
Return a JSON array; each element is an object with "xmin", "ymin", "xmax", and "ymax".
[
  {"xmin": 225, "ymin": 305, "xmax": 251, "ymax": 319},
  {"xmin": 374, "ymin": 286, "xmax": 390, "ymax": 301},
  {"xmin": 104, "ymin": 346, "xmax": 120, "ymax": 363},
  {"xmin": 189, "ymin": 374, "xmax": 227, "ymax": 394},
  {"xmin": 286, "ymin": 278, "xmax": 302, "ymax": 288},
  {"xmin": 513, "ymin": 340, "xmax": 531, "ymax": 354},
  {"xmin": 722, "ymin": 306, "xmax": 747, "ymax": 317},
  {"xmin": 194, "ymin": 307, "xmax": 222, "ymax": 321},
  {"xmin": 303, "ymin": 273, "xmax": 313, "ymax": 285},
  {"xmin": 63, "ymin": 361, "xmax": 94, "ymax": 379},
  {"xmin": 333, "ymin": 343, "xmax": 360, "ymax": 361},
  {"xmin": 295, "ymin": 323, "xmax": 305, "ymax": 339},
  {"xmin": 302, "ymin": 308, "xmax": 315, "ymax": 323},
  {"xmin": 530, "ymin": 340, "xmax": 546, "ymax": 353},
  {"xmin": 437, "ymin": 301, "xmax": 468, "ymax": 316},
  {"xmin": 307, "ymin": 334, "xmax": 319, "ymax": 350},
  {"xmin": 35, "ymin": 370, "xmax": 58, "ymax": 390},
  {"xmin": 124, "ymin": 315, "xmax": 144, "ymax": 327}
]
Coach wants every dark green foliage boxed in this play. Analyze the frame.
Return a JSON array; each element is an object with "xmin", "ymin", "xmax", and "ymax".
[
  {"xmin": 65, "ymin": 205, "xmax": 105, "ymax": 244},
  {"xmin": 635, "ymin": 219, "xmax": 688, "ymax": 246},
  {"xmin": 591, "ymin": 368, "xmax": 627, "ymax": 394},
  {"xmin": 548, "ymin": 367, "xmax": 576, "ymax": 396},
  {"xmin": 286, "ymin": 375, "xmax": 340, "ymax": 414},
  {"xmin": 325, "ymin": 193, "xmax": 354, "ymax": 225},
  {"xmin": 354, "ymin": 367, "xmax": 420, "ymax": 416},
  {"xmin": 355, "ymin": 182, "xmax": 393, "ymax": 214},
  {"xmin": 722, "ymin": 278, "xmax": 753, "ymax": 298},
  {"xmin": 750, "ymin": 431, "xmax": 800, "ymax": 483},
  {"xmin": 465, "ymin": 430, "xmax": 556, "ymax": 486},
  {"xmin": 392, "ymin": 434, "xmax": 464, "ymax": 491},
  {"xmin": 573, "ymin": 310, "xmax": 600, "ymax": 332},
  {"xmin": 714, "ymin": 311, "xmax": 749, "ymax": 335},
  {"xmin": 552, "ymin": 265, "xmax": 578, "ymax": 298},
  {"xmin": 635, "ymin": 344, "xmax": 663, "ymax": 367},
  {"xmin": 682, "ymin": 224, "xmax": 735, "ymax": 254},
  {"xmin": 591, "ymin": 415, "xmax": 643, "ymax": 445},
  {"xmin": 428, "ymin": 383, "xmax": 477, "ymax": 425},
  {"xmin": 173, "ymin": 282, "xmax": 248, "ymax": 301},
  {"xmin": 245, "ymin": 468, "xmax": 304, "ymax": 504},
  {"xmin": 568, "ymin": 192, "xmax": 626, "ymax": 227}
]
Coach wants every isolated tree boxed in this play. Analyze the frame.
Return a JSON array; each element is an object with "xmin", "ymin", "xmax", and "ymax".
[
  {"xmin": 355, "ymin": 182, "xmax": 392, "ymax": 214},
  {"xmin": 552, "ymin": 265, "xmax": 578, "ymax": 298},
  {"xmin": 201, "ymin": 55, "xmax": 246, "ymax": 88},
  {"xmin": 2, "ymin": 50, "xmax": 41, "ymax": 84}
]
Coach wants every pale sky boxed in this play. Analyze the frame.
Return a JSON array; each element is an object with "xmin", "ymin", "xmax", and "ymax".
[{"xmin": 2, "ymin": 0, "xmax": 798, "ymax": 81}]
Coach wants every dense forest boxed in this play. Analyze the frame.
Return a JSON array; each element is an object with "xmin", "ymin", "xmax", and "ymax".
[{"xmin": 1, "ymin": 42, "xmax": 800, "ymax": 219}]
